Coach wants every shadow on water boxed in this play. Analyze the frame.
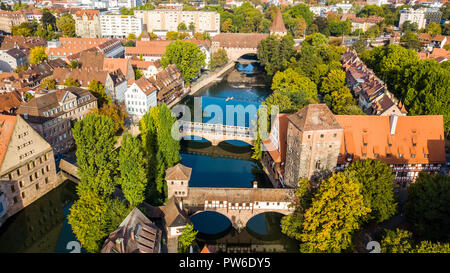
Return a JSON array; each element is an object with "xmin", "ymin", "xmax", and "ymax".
[{"xmin": 0, "ymin": 181, "xmax": 84, "ymax": 253}]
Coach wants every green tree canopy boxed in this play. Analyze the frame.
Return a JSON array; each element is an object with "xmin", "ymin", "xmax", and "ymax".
[
  {"xmin": 405, "ymin": 173, "xmax": 450, "ymax": 242},
  {"xmin": 29, "ymin": 46, "xmax": 47, "ymax": 64},
  {"xmin": 299, "ymin": 172, "xmax": 371, "ymax": 253},
  {"xmin": 344, "ymin": 159, "xmax": 397, "ymax": 223},
  {"xmin": 257, "ymin": 34, "xmax": 296, "ymax": 76},
  {"xmin": 178, "ymin": 224, "xmax": 198, "ymax": 253},
  {"xmin": 161, "ymin": 40, "xmax": 206, "ymax": 84},
  {"xmin": 88, "ymin": 80, "xmax": 110, "ymax": 108},
  {"xmin": 56, "ymin": 13, "xmax": 75, "ymax": 37}
]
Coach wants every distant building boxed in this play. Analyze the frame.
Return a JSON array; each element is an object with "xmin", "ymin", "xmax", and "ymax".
[
  {"xmin": 262, "ymin": 104, "xmax": 446, "ymax": 190},
  {"xmin": 399, "ymin": 8, "xmax": 426, "ymax": 29},
  {"xmin": 74, "ymin": 10, "xmax": 101, "ymax": 38},
  {"xmin": 16, "ymin": 87, "xmax": 98, "ymax": 154},
  {"xmin": 134, "ymin": 9, "xmax": 220, "ymax": 37},
  {"xmin": 0, "ymin": 48, "xmax": 28, "ymax": 73},
  {"xmin": 0, "ymin": 114, "xmax": 58, "ymax": 226},
  {"xmin": 418, "ymin": 33, "xmax": 448, "ymax": 49},
  {"xmin": 125, "ymin": 77, "xmax": 157, "ymax": 118},
  {"xmin": 47, "ymin": 38, "xmax": 124, "ymax": 60},
  {"xmin": 101, "ymin": 207, "xmax": 162, "ymax": 253},
  {"xmin": 0, "ymin": 35, "xmax": 47, "ymax": 52},
  {"xmin": 130, "ymin": 59, "xmax": 162, "ymax": 78},
  {"xmin": 417, "ymin": 47, "xmax": 450, "ymax": 63},
  {"xmin": 124, "ymin": 40, "xmax": 172, "ymax": 61},
  {"xmin": 341, "ymin": 14, "xmax": 384, "ymax": 32},
  {"xmin": 269, "ymin": 9, "xmax": 287, "ymax": 37},
  {"xmin": 0, "ymin": 91, "xmax": 23, "ymax": 115},
  {"xmin": 99, "ymin": 14, "xmax": 144, "ymax": 39},
  {"xmin": 0, "ymin": 11, "xmax": 27, "ymax": 33}
]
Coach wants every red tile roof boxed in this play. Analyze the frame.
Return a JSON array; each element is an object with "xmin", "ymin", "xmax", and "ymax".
[{"xmin": 0, "ymin": 114, "xmax": 17, "ymax": 168}]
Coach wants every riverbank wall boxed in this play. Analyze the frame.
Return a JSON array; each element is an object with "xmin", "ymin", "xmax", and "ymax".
[{"xmin": 167, "ymin": 61, "xmax": 235, "ymax": 109}]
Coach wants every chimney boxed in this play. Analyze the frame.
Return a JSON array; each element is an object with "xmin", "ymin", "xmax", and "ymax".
[
  {"xmin": 253, "ymin": 181, "xmax": 258, "ymax": 188},
  {"xmin": 115, "ymin": 238, "xmax": 123, "ymax": 252},
  {"xmin": 389, "ymin": 115, "xmax": 398, "ymax": 135}
]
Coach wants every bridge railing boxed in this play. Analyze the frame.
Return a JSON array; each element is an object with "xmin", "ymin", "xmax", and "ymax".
[{"xmin": 178, "ymin": 121, "xmax": 254, "ymax": 139}]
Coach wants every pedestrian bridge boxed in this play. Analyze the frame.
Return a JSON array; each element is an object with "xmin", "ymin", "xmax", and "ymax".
[
  {"xmin": 178, "ymin": 121, "xmax": 255, "ymax": 146},
  {"xmin": 181, "ymin": 187, "xmax": 296, "ymax": 230}
]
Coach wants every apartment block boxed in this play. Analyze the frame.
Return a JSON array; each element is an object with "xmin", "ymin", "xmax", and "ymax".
[
  {"xmin": 74, "ymin": 10, "xmax": 101, "ymax": 38},
  {"xmin": 134, "ymin": 9, "xmax": 220, "ymax": 37},
  {"xmin": 99, "ymin": 14, "xmax": 143, "ymax": 39}
]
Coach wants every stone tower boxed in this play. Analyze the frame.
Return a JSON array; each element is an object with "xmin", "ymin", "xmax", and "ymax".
[
  {"xmin": 283, "ymin": 104, "xmax": 343, "ymax": 188},
  {"xmin": 269, "ymin": 9, "xmax": 288, "ymax": 37},
  {"xmin": 165, "ymin": 163, "xmax": 192, "ymax": 199}
]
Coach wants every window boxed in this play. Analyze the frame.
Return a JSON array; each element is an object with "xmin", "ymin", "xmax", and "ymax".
[
  {"xmin": 320, "ymin": 134, "xmax": 324, "ymax": 138},
  {"xmin": 13, "ymin": 196, "xmax": 18, "ymax": 204},
  {"xmin": 315, "ymin": 160, "xmax": 321, "ymax": 170},
  {"xmin": 22, "ymin": 192, "xmax": 25, "ymax": 199},
  {"xmin": 45, "ymin": 177, "xmax": 49, "ymax": 184},
  {"xmin": 35, "ymin": 183, "xmax": 40, "ymax": 190},
  {"xmin": 11, "ymin": 185, "xmax": 15, "ymax": 193}
]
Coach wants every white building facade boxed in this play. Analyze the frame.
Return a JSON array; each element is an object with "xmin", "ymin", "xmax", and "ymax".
[
  {"xmin": 125, "ymin": 78, "xmax": 157, "ymax": 118},
  {"xmin": 134, "ymin": 9, "xmax": 220, "ymax": 37},
  {"xmin": 99, "ymin": 14, "xmax": 144, "ymax": 38}
]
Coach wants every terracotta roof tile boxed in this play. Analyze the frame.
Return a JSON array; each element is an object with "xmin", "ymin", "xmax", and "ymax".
[{"xmin": 0, "ymin": 114, "xmax": 17, "ymax": 168}]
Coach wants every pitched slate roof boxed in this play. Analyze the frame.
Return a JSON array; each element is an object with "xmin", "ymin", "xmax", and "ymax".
[{"xmin": 160, "ymin": 197, "xmax": 189, "ymax": 228}]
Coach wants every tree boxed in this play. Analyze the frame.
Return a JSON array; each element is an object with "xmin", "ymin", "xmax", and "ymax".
[
  {"xmin": 324, "ymin": 86, "xmax": 357, "ymax": 115},
  {"xmin": 68, "ymin": 191, "xmax": 129, "ymax": 253},
  {"xmin": 352, "ymin": 39, "xmax": 367, "ymax": 53},
  {"xmin": 271, "ymin": 68, "xmax": 318, "ymax": 105},
  {"xmin": 166, "ymin": 31, "xmax": 179, "ymax": 40},
  {"xmin": 127, "ymin": 33, "xmax": 136, "ymax": 40},
  {"xmin": 178, "ymin": 224, "xmax": 198, "ymax": 253},
  {"xmin": 177, "ymin": 22, "xmax": 187, "ymax": 32},
  {"xmin": 441, "ymin": 2, "xmax": 450, "ymax": 21},
  {"xmin": 124, "ymin": 40, "xmax": 135, "ymax": 47},
  {"xmin": 40, "ymin": 77, "xmax": 56, "ymax": 90},
  {"xmin": 287, "ymin": 3, "xmax": 314, "ymax": 25},
  {"xmin": 90, "ymin": 102, "xmax": 128, "ymax": 132},
  {"xmin": 413, "ymin": 241, "xmax": 450, "ymax": 253},
  {"xmin": 72, "ymin": 114, "xmax": 118, "ymax": 197},
  {"xmin": 402, "ymin": 21, "xmax": 418, "ymax": 32},
  {"xmin": 56, "ymin": 14, "xmax": 75, "ymax": 37},
  {"xmin": 139, "ymin": 104, "xmax": 180, "ymax": 205},
  {"xmin": 88, "ymin": 80, "xmax": 110, "ymax": 108},
  {"xmin": 68, "ymin": 60, "xmax": 78, "ymax": 68},
  {"xmin": 41, "ymin": 11, "xmax": 56, "ymax": 31},
  {"xmin": 221, "ymin": 18, "xmax": 233, "ymax": 32},
  {"xmin": 320, "ymin": 69, "xmax": 346, "ymax": 95},
  {"xmin": 63, "ymin": 77, "xmax": 80, "ymax": 87},
  {"xmin": 344, "ymin": 159, "xmax": 397, "ymax": 223},
  {"xmin": 209, "ymin": 48, "xmax": 229, "ymax": 70},
  {"xmin": 303, "ymin": 33, "xmax": 328, "ymax": 46},
  {"xmin": 161, "ymin": 40, "xmax": 206, "ymax": 84},
  {"xmin": 291, "ymin": 17, "xmax": 307, "ymax": 38},
  {"xmin": 405, "ymin": 173, "xmax": 450, "ymax": 242},
  {"xmin": 188, "ymin": 22, "xmax": 195, "ymax": 32},
  {"xmin": 119, "ymin": 133, "xmax": 147, "ymax": 207},
  {"xmin": 299, "ymin": 172, "xmax": 371, "ymax": 253},
  {"xmin": 68, "ymin": 191, "xmax": 111, "ymax": 253},
  {"xmin": 29, "ymin": 46, "xmax": 47, "ymax": 64},
  {"xmin": 381, "ymin": 229, "xmax": 414, "ymax": 253},
  {"xmin": 400, "ymin": 31, "xmax": 422, "ymax": 51},
  {"xmin": 257, "ymin": 34, "xmax": 296, "ymax": 76},
  {"xmin": 134, "ymin": 68, "xmax": 143, "ymax": 80},
  {"xmin": 424, "ymin": 22, "xmax": 441, "ymax": 35},
  {"xmin": 263, "ymin": 92, "xmax": 294, "ymax": 113}
]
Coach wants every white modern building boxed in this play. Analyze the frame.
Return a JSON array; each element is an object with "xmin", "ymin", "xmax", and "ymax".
[
  {"xmin": 134, "ymin": 9, "xmax": 220, "ymax": 37},
  {"xmin": 399, "ymin": 8, "xmax": 427, "ymax": 29},
  {"xmin": 99, "ymin": 14, "xmax": 144, "ymax": 38},
  {"xmin": 125, "ymin": 77, "xmax": 157, "ymax": 118}
]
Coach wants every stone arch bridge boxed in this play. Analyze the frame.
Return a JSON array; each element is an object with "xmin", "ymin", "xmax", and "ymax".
[
  {"xmin": 211, "ymin": 33, "xmax": 269, "ymax": 62},
  {"xmin": 178, "ymin": 121, "xmax": 254, "ymax": 146},
  {"xmin": 181, "ymin": 187, "xmax": 295, "ymax": 230}
]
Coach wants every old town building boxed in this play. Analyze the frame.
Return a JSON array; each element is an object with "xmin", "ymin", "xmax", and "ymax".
[
  {"xmin": 262, "ymin": 104, "xmax": 446, "ymax": 190},
  {"xmin": 125, "ymin": 77, "xmax": 157, "ymax": 118},
  {"xmin": 16, "ymin": 87, "xmax": 98, "ymax": 154},
  {"xmin": 0, "ymin": 114, "xmax": 58, "ymax": 226},
  {"xmin": 0, "ymin": 35, "xmax": 47, "ymax": 52},
  {"xmin": 0, "ymin": 11, "xmax": 27, "ymax": 33},
  {"xmin": 269, "ymin": 9, "xmax": 287, "ymax": 36},
  {"xmin": 74, "ymin": 10, "xmax": 101, "ymax": 38},
  {"xmin": 151, "ymin": 64, "xmax": 185, "ymax": 105},
  {"xmin": 0, "ymin": 48, "xmax": 28, "ymax": 73},
  {"xmin": 341, "ymin": 48, "xmax": 407, "ymax": 116},
  {"xmin": 101, "ymin": 207, "xmax": 162, "ymax": 253}
]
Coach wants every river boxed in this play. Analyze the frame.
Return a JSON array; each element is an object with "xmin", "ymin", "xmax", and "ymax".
[
  {"xmin": 178, "ymin": 62, "xmax": 299, "ymax": 253},
  {"xmin": 0, "ymin": 62, "xmax": 299, "ymax": 253}
]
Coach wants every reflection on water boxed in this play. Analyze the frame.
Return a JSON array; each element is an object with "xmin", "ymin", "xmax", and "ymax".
[
  {"xmin": 194, "ymin": 212, "xmax": 299, "ymax": 253},
  {"xmin": 0, "ymin": 181, "xmax": 84, "ymax": 253}
]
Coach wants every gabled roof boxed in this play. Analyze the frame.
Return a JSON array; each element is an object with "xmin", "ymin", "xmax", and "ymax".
[
  {"xmin": 160, "ymin": 197, "xmax": 189, "ymax": 227},
  {"xmin": 288, "ymin": 104, "xmax": 342, "ymax": 132},
  {"xmin": 0, "ymin": 91, "xmax": 23, "ymax": 113},
  {"xmin": 165, "ymin": 163, "xmax": 192, "ymax": 181},
  {"xmin": 132, "ymin": 77, "xmax": 157, "ymax": 96}
]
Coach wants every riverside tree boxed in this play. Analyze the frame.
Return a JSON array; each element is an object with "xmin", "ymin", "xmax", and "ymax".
[
  {"xmin": 139, "ymin": 104, "xmax": 180, "ymax": 205},
  {"xmin": 344, "ymin": 159, "xmax": 397, "ymax": 223},
  {"xmin": 299, "ymin": 172, "xmax": 371, "ymax": 253},
  {"xmin": 178, "ymin": 224, "xmax": 198, "ymax": 253},
  {"xmin": 119, "ymin": 133, "xmax": 148, "ymax": 207},
  {"xmin": 161, "ymin": 40, "xmax": 206, "ymax": 84},
  {"xmin": 257, "ymin": 34, "xmax": 296, "ymax": 77}
]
